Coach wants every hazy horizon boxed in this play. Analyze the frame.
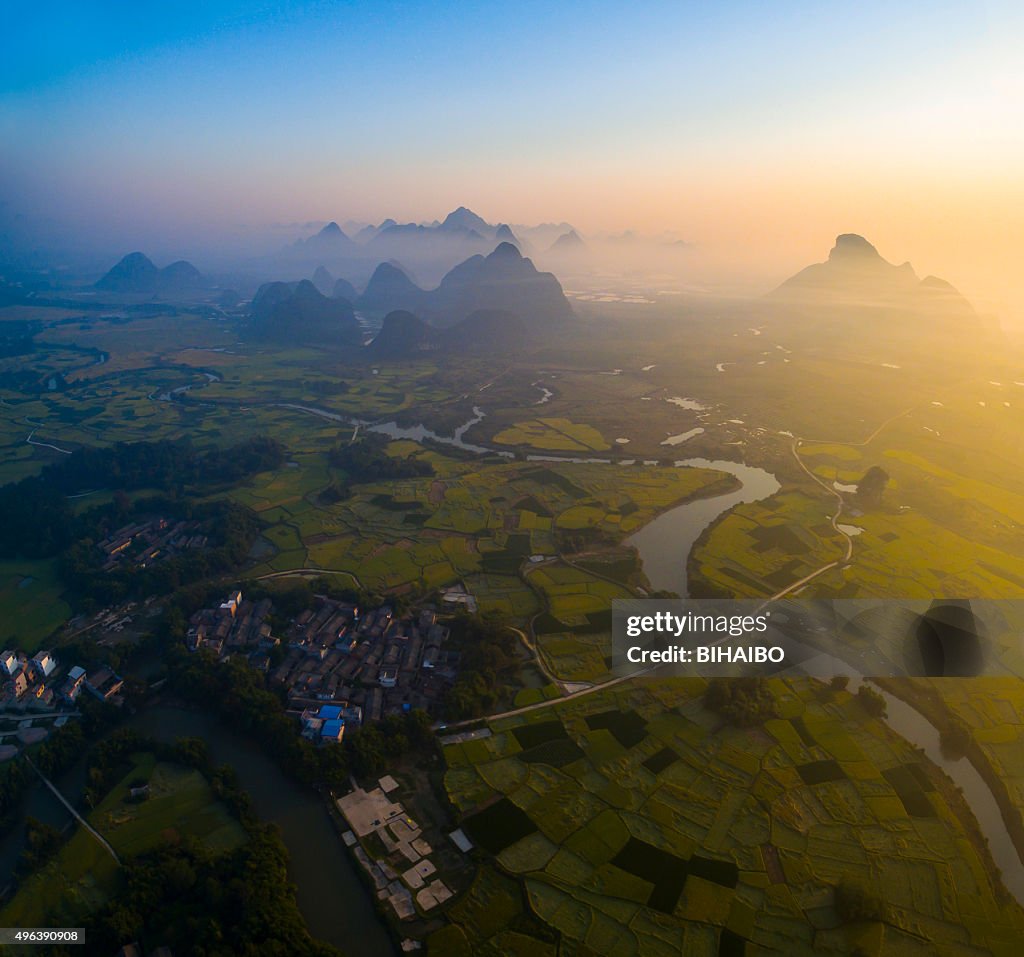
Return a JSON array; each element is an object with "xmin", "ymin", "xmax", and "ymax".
[{"xmin": 2, "ymin": 1, "xmax": 1022, "ymax": 317}]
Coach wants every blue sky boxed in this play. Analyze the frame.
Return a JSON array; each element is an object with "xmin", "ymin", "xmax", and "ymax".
[{"xmin": 1, "ymin": 1, "xmax": 1021, "ymax": 309}]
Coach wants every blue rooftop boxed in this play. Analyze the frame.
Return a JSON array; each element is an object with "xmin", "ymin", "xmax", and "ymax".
[
  {"xmin": 319, "ymin": 705, "xmax": 342, "ymax": 720},
  {"xmin": 321, "ymin": 719, "xmax": 344, "ymax": 737}
]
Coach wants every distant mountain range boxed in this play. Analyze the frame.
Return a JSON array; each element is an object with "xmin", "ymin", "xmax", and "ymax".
[
  {"xmin": 547, "ymin": 229, "xmax": 586, "ymax": 255},
  {"xmin": 247, "ymin": 279, "xmax": 362, "ymax": 345},
  {"xmin": 351, "ymin": 242, "xmax": 573, "ymax": 329},
  {"xmin": 357, "ymin": 262, "xmax": 428, "ymax": 316},
  {"xmin": 95, "ymin": 252, "xmax": 205, "ymax": 294},
  {"xmin": 366, "ymin": 308, "xmax": 529, "ymax": 358},
  {"xmin": 311, "ymin": 265, "xmax": 335, "ymax": 296},
  {"xmin": 286, "ymin": 222, "xmax": 356, "ymax": 259},
  {"xmin": 249, "ymin": 241, "xmax": 572, "ymax": 353},
  {"xmin": 261, "ymin": 208, "xmax": 565, "ymax": 286},
  {"xmin": 424, "ymin": 241, "xmax": 573, "ymax": 328},
  {"xmin": 772, "ymin": 234, "xmax": 975, "ymax": 318}
]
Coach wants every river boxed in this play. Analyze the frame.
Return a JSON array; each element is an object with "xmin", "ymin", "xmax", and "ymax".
[
  {"xmin": 149, "ymin": 399, "xmax": 1024, "ymax": 904},
  {"xmin": 0, "ymin": 706, "xmax": 396, "ymax": 957},
  {"xmin": 849, "ymin": 678, "xmax": 1024, "ymax": 904},
  {"xmin": 624, "ymin": 458, "xmax": 781, "ymax": 596}
]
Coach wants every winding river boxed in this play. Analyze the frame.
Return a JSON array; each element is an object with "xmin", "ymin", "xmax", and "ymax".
[
  {"xmin": 625, "ymin": 458, "xmax": 781, "ymax": 596},
  {"xmin": 850, "ymin": 678, "xmax": 1024, "ymax": 904},
  {"xmin": 191, "ymin": 397, "xmax": 1024, "ymax": 906}
]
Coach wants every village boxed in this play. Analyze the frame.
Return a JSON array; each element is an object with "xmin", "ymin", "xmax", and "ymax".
[
  {"xmin": 0, "ymin": 647, "xmax": 123, "ymax": 760},
  {"xmin": 186, "ymin": 588, "xmax": 466, "ymax": 743},
  {"xmin": 97, "ymin": 515, "xmax": 208, "ymax": 572},
  {"xmin": 0, "ymin": 648, "xmax": 123, "ymax": 714}
]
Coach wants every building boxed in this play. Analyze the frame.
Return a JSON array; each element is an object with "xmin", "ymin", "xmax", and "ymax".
[
  {"xmin": 85, "ymin": 668, "xmax": 124, "ymax": 701},
  {"xmin": 31, "ymin": 651, "xmax": 57, "ymax": 679},
  {"xmin": 219, "ymin": 590, "xmax": 243, "ymax": 617},
  {"xmin": 61, "ymin": 665, "xmax": 86, "ymax": 703},
  {"xmin": 379, "ymin": 666, "xmax": 398, "ymax": 688},
  {"xmin": 0, "ymin": 651, "xmax": 19, "ymax": 677},
  {"xmin": 321, "ymin": 719, "xmax": 345, "ymax": 742}
]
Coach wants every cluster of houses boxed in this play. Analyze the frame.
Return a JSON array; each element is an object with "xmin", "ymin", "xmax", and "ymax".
[
  {"xmin": 98, "ymin": 516, "xmax": 208, "ymax": 571},
  {"xmin": 187, "ymin": 590, "xmax": 463, "ymax": 743},
  {"xmin": 338, "ymin": 776, "xmax": 468, "ymax": 920},
  {"xmin": 0, "ymin": 648, "xmax": 123, "ymax": 710},
  {"xmin": 276, "ymin": 599, "xmax": 458, "ymax": 727},
  {"xmin": 186, "ymin": 590, "xmax": 274, "ymax": 660}
]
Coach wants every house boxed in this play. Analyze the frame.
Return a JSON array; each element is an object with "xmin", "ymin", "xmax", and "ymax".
[
  {"xmin": 61, "ymin": 665, "xmax": 86, "ymax": 703},
  {"xmin": 32, "ymin": 686, "xmax": 54, "ymax": 708},
  {"xmin": 0, "ymin": 651, "xmax": 19, "ymax": 677},
  {"xmin": 336, "ymin": 633, "xmax": 358, "ymax": 654},
  {"xmin": 421, "ymin": 643, "xmax": 440, "ymax": 669},
  {"xmin": 320, "ymin": 719, "xmax": 345, "ymax": 742},
  {"xmin": 365, "ymin": 687, "xmax": 383, "ymax": 722},
  {"xmin": 85, "ymin": 668, "xmax": 124, "ymax": 701},
  {"xmin": 219, "ymin": 590, "xmax": 242, "ymax": 617},
  {"xmin": 379, "ymin": 666, "xmax": 398, "ymax": 688},
  {"xmin": 31, "ymin": 651, "xmax": 57, "ymax": 679},
  {"xmin": 340, "ymin": 704, "xmax": 363, "ymax": 725},
  {"xmin": 9, "ymin": 672, "xmax": 28, "ymax": 698},
  {"xmin": 250, "ymin": 653, "xmax": 271, "ymax": 673},
  {"xmin": 187, "ymin": 624, "xmax": 207, "ymax": 652}
]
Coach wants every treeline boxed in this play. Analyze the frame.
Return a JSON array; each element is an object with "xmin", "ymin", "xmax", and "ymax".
[
  {"xmin": 328, "ymin": 433, "xmax": 434, "ymax": 483},
  {"xmin": 0, "ymin": 435, "xmax": 285, "ymax": 559},
  {"xmin": 42, "ymin": 434, "xmax": 286, "ymax": 495},
  {"xmin": 87, "ymin": 832, "xmax": 343, "ymax": 956},
  {"xmin": 440, "ymin": 613, "xmax": 521, "ymax": 721}
]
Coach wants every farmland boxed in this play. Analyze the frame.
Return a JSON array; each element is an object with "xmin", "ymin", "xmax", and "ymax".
[
  {"xmin": 7, "ymin": 292, "xmax": 1024, "ymax": 957},
  {"xmin": 438, "ymin": 677, "xmax": 1024, "ymax": 956},
  {"xmin": 228, "ymin": 442, "xmax": 732, "ymax": 612}
]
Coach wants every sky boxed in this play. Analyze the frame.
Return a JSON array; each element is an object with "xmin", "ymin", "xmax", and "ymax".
[{"xmin": 1, "ymin": 0, "xmax": 1022, "ymax": 315}]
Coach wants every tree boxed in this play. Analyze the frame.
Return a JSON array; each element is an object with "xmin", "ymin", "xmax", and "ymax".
[
  {"xmin": 835, "ymin": 879, "xmax": 887, "ymax": 922},
  {"xmin": 856, "ymin": 466, "xmax": 889, "ymax": 506},
  {"xmin": 704, "ymin": 678, "xmax": 777, "ymax": 726},
  {"xmin": 940, "ymin": 717, "xmax": 972, "ymax": 759},
  {"xmin": 856, "ymin": 685, "xmax": 887, "ymax": 718}
]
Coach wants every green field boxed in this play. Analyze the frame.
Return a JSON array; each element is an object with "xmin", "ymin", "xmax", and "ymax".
[
  {"xmin": 0, "ymin": 753, "xmax": 246, "ymax": 929},
  {"xmin": 0, "ymin": 559, "xmax": 72, "ymax": 651},
  {"xmin": 438, "ymin": 677, "xmax": 1024, "ymax": 956}
]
